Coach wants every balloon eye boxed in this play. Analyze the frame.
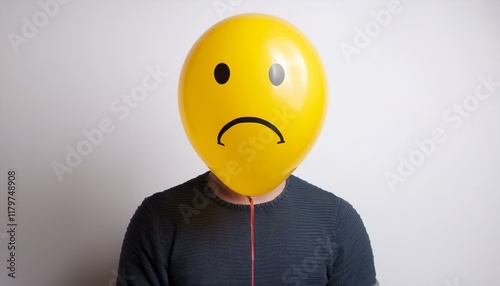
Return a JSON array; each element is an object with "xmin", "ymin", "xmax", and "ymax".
[
  {"xmin": 269, "ymin": 63, "xmax": 285, "ymax": 86},
  {"xmin": 214, "ymin": 63, "xmax": 230, "ymax": 84}
]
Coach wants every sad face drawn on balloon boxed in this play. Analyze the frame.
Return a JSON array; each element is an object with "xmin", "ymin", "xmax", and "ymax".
[
  {"xmin": 179, "ymin": 14, "xmax": 328, "ymax": 197},
  {"xmin": 215, "ymin": 62, "xmax": 287, "ymax": 147}
]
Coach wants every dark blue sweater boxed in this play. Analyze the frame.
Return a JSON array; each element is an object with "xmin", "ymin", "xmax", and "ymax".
[{"xmin": 117, "ymin": 172, "xmax": 377, "ymax": 285}]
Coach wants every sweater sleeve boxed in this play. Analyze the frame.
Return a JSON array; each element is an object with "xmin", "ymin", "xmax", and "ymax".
[
  {"xmin": 116, "ymin": 198, "xmax": 169, "ymax": 286},
  {"xmin": 329, "ymin": 199, "xmax": 377, "ymax": 286}
]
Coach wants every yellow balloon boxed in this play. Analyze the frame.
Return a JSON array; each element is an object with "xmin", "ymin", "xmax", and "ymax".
[{"xmin": 178, "ymin": 14, "xmax": 327, "ymax": 196}]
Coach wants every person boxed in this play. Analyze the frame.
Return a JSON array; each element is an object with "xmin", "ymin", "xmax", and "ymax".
[
  {"xmin": 116, "ymin": 171, "xmax": 378, "ymax": 285},
  {"xmin": 118, "ymin": 13, "xmax": 378, "ymax": 286}
]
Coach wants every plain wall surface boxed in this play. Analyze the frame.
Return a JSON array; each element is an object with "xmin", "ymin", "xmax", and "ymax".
[{"xmin": 0, "ymin": 0, "xmax": 499, "ymax": 285}]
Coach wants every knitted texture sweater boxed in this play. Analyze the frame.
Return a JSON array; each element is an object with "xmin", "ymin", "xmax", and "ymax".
[{"xmin": 117, "ymin": 172, "xmax": 377, "ymax": 285}]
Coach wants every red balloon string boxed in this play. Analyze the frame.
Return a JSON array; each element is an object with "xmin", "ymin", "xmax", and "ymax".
[{"xmin": 248, "ymin": 196, "xmax": 255, "ymax": 286}]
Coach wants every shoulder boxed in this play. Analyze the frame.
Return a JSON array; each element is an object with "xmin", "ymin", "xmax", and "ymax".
[
  {"xmin": 134, "ymin": 172, "xmax": 210, "ymax": 224},
  {"xmin": 287, "ymin": 175, "xmax": 365, "ymax": 232},
  {"xmin": 286, "ymin": 175, "xmax": 361, "ymax": 230},
  {"xmin": 287, "ymin": 175, "xmax": 349, "ymax": 211}
]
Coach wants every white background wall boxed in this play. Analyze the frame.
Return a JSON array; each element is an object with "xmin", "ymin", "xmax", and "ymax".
[{"xmin": 0, "ymin": 0, "xmax": 499, "ymax": 285}]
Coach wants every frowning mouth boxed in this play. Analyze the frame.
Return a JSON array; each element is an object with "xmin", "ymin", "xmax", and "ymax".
[{"xmin": 217, "ymin": 116, "xmax": 285, "ymax": 146}]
